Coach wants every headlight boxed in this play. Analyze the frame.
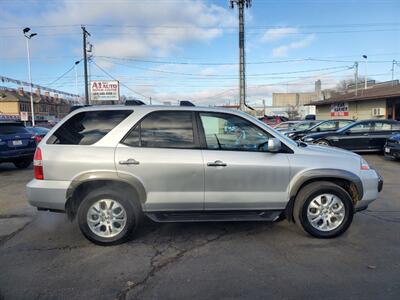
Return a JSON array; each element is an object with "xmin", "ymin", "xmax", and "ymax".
[
  {"xmin": 303, "ymin": 137, "xmax": 314, "ymax": 142},
  {"xmin": 360, "ymin": 158, "xmax": 370, "ymax": 170},
  {"xmin": 287, "ymin": 132, "xmax": 295, "ymax": 138}
]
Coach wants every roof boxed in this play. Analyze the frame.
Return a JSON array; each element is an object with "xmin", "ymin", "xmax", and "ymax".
[{"xmin": 310, "ymin": 84, "xmax": 400, "ymax": 106}]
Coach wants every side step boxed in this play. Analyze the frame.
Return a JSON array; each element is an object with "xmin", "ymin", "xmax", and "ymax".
[{"xmin": 145, "ymin": 210, "xmax": 282, "ymax": 223}]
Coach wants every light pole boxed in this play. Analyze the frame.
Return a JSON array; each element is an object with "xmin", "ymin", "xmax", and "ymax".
[
  {"xmin": 362, "ymin": 55, "xmax": 368, "ymax": 89},
  {"xmin": 23, "ymin": 27, "xmax": 37, "ymax": 126},
  {"xmin": 74, "ymin": 60, "xmax": 80, "ymax": 103}
]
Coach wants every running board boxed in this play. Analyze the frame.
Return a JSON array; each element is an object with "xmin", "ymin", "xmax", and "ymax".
[{"xmin": 145, "ymin": 210, "xmax": 282, "ymax": 223}]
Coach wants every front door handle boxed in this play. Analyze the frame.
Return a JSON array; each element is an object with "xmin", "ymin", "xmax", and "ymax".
[
  {"xmin": 119, "ymin": 158, "xmax": 140, "ymax": 165},
  {"xmin": 207, "ymin": 160, "xmax": 227, "ymax": 167}
]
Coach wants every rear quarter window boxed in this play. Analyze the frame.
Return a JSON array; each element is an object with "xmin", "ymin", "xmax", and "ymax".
[{"xmin": 47, "ymin": 110, "xmax": 132, "ymax": 145}]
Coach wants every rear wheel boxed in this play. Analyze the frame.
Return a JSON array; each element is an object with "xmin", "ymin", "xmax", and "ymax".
[
  {"xmin": 77, "ymin": 187, "xmax": 142, "ymax": 245},
  {"xmin": 293, "ymin": 181, "xmax": 354, "ymax": 238},
  {"xmin": 13, "ymin": 159, "xmax": 32, "ymax": 169}
]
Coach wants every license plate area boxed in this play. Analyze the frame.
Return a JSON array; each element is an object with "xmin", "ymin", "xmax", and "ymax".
[{"xmin": 12, "ymin": 140, "xmax": 23, "ymax": 146}]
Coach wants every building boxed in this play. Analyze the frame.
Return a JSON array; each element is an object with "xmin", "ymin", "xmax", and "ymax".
[
  {"xmin": 0, "ymin": 87, "xmax": 71, "ymax": 125},
  {"xmin": 273, "ymin": 80, "xmax": 322, "ymax": 107},
  {"xmin": 310, "ymin": 82, "xmax": 400, "ymax": 121}
]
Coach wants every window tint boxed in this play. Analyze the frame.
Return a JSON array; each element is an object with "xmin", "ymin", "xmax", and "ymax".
[
  {"xmin": 200, "ymin": 113, "xmax": 271, "ymax": 151},
  {"xmin": 339, "ymin": 121, "xmax": 352, "ymax": 128},
  {"xmin": 374, "ymin": 122, "xmax": 392, "ymax": 131},
  {"xmin": 123, "ymin": 111, "xmax": 195, "ymax": 148},
  {"xmin": 48, "ymin": 110, "xmax": 132, "ymax": 145},
  {"xmin": 348, "ymin": 122, "xmax": 373, "ymax": 133},
  {"xmin": 312, "ymin": 121, "xmax": 337, "ymax": 132},
  {"xmin": 0, "ymin": 124, "xmax": 29, "ymax": 135}
]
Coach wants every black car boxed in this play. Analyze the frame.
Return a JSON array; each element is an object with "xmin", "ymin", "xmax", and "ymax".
[
  {"xmin": 285, "ymin": 119, "xmax": 354, "ymax": 140},
  {"xmin": 0, "ymin": 121, "xmax": 36, "ymax": 168},
  {"xmin": 303, "ymin": 119, "xmax": 400, "ymax": 152},
  {"xmin": 384, "ymin": 134, "xmax": 400, "ymax": 159}
]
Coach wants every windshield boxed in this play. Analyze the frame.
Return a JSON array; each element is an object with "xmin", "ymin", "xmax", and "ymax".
[
  {"xmin": 337, "ymin": 122, "xmax": 356, "ymax": 133},
  {"xmin": 293, "ymin": 121, "xmax": 319, "ymax": 131}
]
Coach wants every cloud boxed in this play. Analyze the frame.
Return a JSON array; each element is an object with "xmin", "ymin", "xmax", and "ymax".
[
  {"xmin": 272, "ymin": 34, "xmax": 315, "ymax": 57},
  {"xmin": 261, "ymin": 27, "xmax": 298, "ymax": 42}
]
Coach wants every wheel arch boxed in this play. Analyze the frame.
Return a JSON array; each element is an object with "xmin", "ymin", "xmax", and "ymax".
[
  {"xmin": 65, "ymin": 171, "xmax": 146, "ymax": 220},
  {"xmin": 285, "ymin": 169, "xmax": 363, "ymax": 222}
]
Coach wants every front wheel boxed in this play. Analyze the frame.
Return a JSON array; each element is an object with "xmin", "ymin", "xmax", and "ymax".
[
  {"xmin": 77, "ymin": 188, "xmax": 142, "ymax": 245},
  {"xmin": 293, "ymin": 181, "xmax": 354, "ymax": 238}
]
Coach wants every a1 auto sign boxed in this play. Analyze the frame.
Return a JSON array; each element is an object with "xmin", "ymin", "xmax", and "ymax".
[
  {"xmin": 90, "ymin": 80, "xmax": 120, "ymax": 101},
  {"xmin": 331, "ymin": 102, "xmax": 349, "ymax": 117}
]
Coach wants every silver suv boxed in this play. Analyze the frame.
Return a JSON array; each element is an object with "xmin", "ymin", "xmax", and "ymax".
[{"xmin": 27, "ymin": 105, "xmax": 383, "ymax": 245}]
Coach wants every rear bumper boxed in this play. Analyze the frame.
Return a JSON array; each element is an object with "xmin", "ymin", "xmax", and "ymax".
[
  {"xmin": 356, "ymin": 169, "xmax": 382, "ymax": 211},
  {"xmin": 0, "ymin": 148, "xmax": 35, "ymax": 162},
  {"xmin": 26, "ymin": 179, "xmax": 70, "ymax": 211},
  {"xmin": 384, "ymin": 145, "xmax": 400, "ymax": 158}
]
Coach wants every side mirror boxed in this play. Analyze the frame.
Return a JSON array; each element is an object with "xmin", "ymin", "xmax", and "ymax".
[{"xmin": 267, "ymin": 138, "xmax": 282, "ymax": 153}]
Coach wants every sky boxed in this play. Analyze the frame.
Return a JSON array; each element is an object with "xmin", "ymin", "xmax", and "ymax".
[{"xmin": 1, "ymin": 0, "xmax": 400, "ymax": 106}]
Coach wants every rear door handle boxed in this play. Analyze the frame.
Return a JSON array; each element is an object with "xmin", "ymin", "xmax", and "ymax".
[
  {"xmin": 207, "ymin": 160, "xmax": 227, "ymax": 167},
  {"xmin": 119, "ymin": 158, "xmax": 140, "ymax": 165}
]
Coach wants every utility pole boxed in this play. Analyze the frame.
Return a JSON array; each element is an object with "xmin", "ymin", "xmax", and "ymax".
[
  {"xmin": 392, "ymin": 60, "xmax": 397, "ymax": 86},
  {"xmin": 230, "ymin": 0, "xmax": 251, "ymax": 111},
  {"xmin": 362, "ymin": 55, "xmax": 368, "ymax": 89},
  {"xmin": 354, "ymin": 62, "xmax": 359, "ymax": 96},
  {"xmin": 82, "ymin": 26, "xmax": 91, "ymax": 105}
]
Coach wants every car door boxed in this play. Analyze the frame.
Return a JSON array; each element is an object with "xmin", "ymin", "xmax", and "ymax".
[
  {"xmin": 115, "ymin": 110, "xmax": 205, "ymax": 211},
  {"xmin": 198, "ymin": 112, "xmax": 291, "ymax": 211},
  {"xmin": 336, "ymin": 122, "xmax": 374, "ymax": 151},
  {"xmin": 370, "ymin": 121, "xmax": 397, "ymax": 151}
]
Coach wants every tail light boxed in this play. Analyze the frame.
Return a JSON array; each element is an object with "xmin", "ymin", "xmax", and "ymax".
[
  {"xmin": 33, "ymin": 147, "xmax": 44, "ymax": 180},
  {"xmin": 34, "ymin": 135, "xmax": 42, "ymax": 143}
]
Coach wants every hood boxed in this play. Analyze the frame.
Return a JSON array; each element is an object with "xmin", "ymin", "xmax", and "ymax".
[{"xmin": 303, "ymin": 144, "xmax": 359, "ymax": 158}]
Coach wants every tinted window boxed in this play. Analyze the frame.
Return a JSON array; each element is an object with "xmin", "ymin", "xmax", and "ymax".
[
  {"xmin": 123, "ymin": 111, "xmax": 195, "ymax": 148},
  {"xmin": 48, "ymin": 110, "xmax": 132, "ymax": 145},
  {"xmin": 0, "ymin": 124, "xmax": 29, "ymax": 135},
  {"xmin": 312, "ymin": 121, "xmax": 336, "ymax": 132},
  {"xmin": 339, "ymin": 121, "xmax": 353, "ymax": 128},
  {"xmin": 374, "ymin": 122, "xmax": 392, "ymax": 131},
  {"xmin": 348, "ymin": 122, "xmax": 373, "ymax": 133},
  {"xmin": 200, "ymin": 113, "xmax": 271, "ymax": 151}
]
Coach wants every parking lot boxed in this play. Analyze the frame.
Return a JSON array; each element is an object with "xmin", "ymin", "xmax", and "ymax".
[{"xmin": 0, "ymin": 154, "xmax": 399, "ymax": 300}]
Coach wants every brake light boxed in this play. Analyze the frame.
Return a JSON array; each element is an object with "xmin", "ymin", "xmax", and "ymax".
[
  {"xmin": 33, "ymin": 147, "xmax": 44, "ymax": 180},
  {"xmin": 34, "ymin": 135, "xmax": 42, "ymax": 143}
]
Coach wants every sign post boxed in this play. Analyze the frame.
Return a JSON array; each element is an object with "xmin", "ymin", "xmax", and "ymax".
[{"xmin": 90, "ymin": 80, "xmax": 120, "ymax": 102}]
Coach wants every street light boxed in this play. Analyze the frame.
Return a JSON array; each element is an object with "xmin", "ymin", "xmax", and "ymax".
[
  {"xmin": 362, "ymin": 55, "xmax": 368, "ymax": 89},
  {"xmin": 23, "ymin": 27, "xmax": 37, "ymax": 126},
  {"xmin": 74, "ymin": 60, "xmax": 80, "ymax": 103}
]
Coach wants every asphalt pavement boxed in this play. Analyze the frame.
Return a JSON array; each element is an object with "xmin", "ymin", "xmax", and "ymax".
[{"xmin": 0, "ymin": 155, "xmax": 399, "ymax": 300}]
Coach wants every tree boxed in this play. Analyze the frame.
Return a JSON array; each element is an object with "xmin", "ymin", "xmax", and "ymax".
[{"xmin": 336, "ymin": 77, "xmax": 374, "ymax": 91}]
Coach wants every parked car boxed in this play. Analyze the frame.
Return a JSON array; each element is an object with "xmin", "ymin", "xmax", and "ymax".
[
  {"xmin": 26, "ymin": 126, "xmax": 50, "ymax": 143},
  {"xmin": 286, "ymin": 119, "xmax": 354, "ymax": 141},
  {"xmin": 27, "ymin": 105, "xmax": 382, "ymax": 245},
  {"xmin": 302, "ymin": 119, "xmax": 400, "ymax": 152},
  {"xmin": 258, "ymin": 115, "xmax": 288, "ymax": 127},
  {"xmin": 273, "ymin": 121, "xmax": 302, "ymax": 132},
  {"xmin": 384, "ymin": 133, "xmax": 400, "ymax": 159},
  {"xmin": 0, "ymin": 121, "xmax": 36, "ymax": 168},
  {"xmin": 283, "ymin": 120, "xmax": 322, "ymax": 138}
]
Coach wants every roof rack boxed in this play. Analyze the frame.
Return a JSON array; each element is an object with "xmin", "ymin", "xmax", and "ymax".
[
  {"xmin": 179, "ymin": 100, "xmax": 195, "ymax": 106},
  {"xmin": 125, "ymin": 100, "xmax": 146, "ymax": 106}
]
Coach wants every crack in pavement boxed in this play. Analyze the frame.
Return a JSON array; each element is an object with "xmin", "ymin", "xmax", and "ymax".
[
  {"xmin": 0, "ymin": 213, "xmax": 33, "ymax": 219},
  {"xmin": 116, "ymin": 228, "xmax": 229, "ymax": 300},
  {"xmin": 0, "ymin": 217, "xmax": 35, "ymax": 247}
]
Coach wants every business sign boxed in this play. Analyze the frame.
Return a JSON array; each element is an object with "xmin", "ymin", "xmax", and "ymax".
[
  {"xmin": 90, "ymin": 80, "xmax": 120, "ymax": 101},
  {"xmin": 331, "ymin": 102, "xmax": 349, "ymax": 117},
  {"xmin": 20, "ymin": 111, "xmax": 29, "ymax": 121}
]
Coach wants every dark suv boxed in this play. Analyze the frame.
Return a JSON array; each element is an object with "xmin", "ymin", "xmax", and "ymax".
[{"xmin": 0, "ymin": 121, "xmax": 36, "ymax": 168}]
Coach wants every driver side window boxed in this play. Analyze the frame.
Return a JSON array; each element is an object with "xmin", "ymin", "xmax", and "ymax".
[{"xmin": 200, "ymin": 113, "xmax": 271, "ymax": 151}]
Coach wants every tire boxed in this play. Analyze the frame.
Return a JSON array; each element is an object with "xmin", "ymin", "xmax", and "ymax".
[
  {"xmin": 13, "ymin": 159, "xmax": 32, "ymax": 169},
  {"xmin": 315, "ymin": 139, "xmax": 330, "ymax": 146},
  {"xmin": 77, "ymin": 187, "xmax": 143, "ymax": 245},
  {"xmin": 293, "ymin": 181, "xmax": 354, "ymax": 238}
]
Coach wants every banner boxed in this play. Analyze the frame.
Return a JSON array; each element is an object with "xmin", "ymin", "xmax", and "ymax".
[
  {"xmin": 90, "ymin": 80, "xmax": 120, "ymax": 101},
  {"xmin": 331, "ymin": 102, "xmax": 349, "ymax": 117}
]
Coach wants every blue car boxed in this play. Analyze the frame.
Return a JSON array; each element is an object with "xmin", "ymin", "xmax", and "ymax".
[{"xmin": 0, "ymin": 121, "xmax": 36, "ymax": 169}]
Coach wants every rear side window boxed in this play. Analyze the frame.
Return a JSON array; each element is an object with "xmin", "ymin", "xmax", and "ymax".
[
  {"xmin": 0, "ymin": 124, "xmax": 29, "ymax": 135},
  {"xmin": 47, "ymin": 110, "xmax": 132, "ymax": 145},
  {"xmin": 123, "ymin": 111, "xmax": 196, "ymax": 149}
]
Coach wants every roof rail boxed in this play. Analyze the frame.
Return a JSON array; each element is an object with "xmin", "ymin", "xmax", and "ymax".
[
  {"xmin": 180, "ymin": 100, "xmax": 195, "ymax": 106},
  {"xmin": 125, "ymin": 100, "xmax": 146, "ymax": 106}
]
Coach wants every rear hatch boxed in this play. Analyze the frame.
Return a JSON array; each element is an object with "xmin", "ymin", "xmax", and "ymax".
[{"xmin": 0, "ymin": 123, "xmax": 36, "ymax": 152}]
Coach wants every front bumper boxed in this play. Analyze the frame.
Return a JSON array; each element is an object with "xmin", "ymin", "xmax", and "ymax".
[
  {"xmin": 26, "ymin": 179, "xmax": 70, "ymax": 211},
  {"xmin": 356, "ymin": 169, "xmax": 383, "ymax": 211},
  {"xmin": 384, "ymin": 144, "xmax": 400, "ymax": 158}
]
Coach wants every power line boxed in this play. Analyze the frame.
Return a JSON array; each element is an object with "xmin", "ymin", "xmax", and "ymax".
[
  {"xmin": 46, "ymin": 59, "xmax": 83, "ymax": 86},
  {"xmin": 91, "ymin": 60, "xmax": 151, "ymax": 100}
]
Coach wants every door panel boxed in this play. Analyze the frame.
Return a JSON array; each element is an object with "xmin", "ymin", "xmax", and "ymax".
[
  {"xmin": 115, "ymin": 145, "xmax": 204, "ymax": 211},
  {"xmin": 336, "ymin": 122, "xmax": 373, "ymax": 151},
  {"xmin": 202, "ymin": 150, "xmax": 290, "ymax": 210}
]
